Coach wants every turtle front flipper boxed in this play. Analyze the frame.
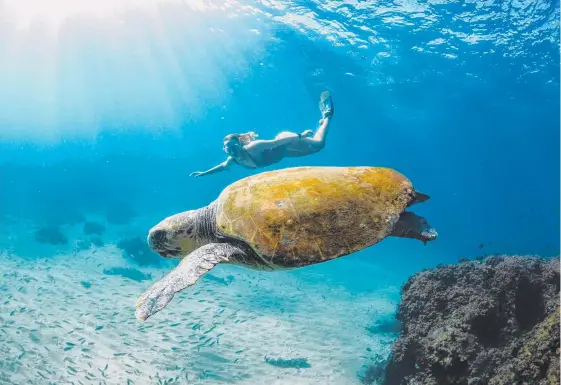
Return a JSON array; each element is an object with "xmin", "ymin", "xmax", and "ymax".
[
  {"xmin": 135, "ymin": 243, "xmax": 243, "ymax": 321},
  {"xmin": 390, "ymin": 212, "xmax": 438, "ymax": 245}
]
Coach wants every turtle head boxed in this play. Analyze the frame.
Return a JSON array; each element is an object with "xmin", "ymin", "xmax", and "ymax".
[{"xmin": 147, "ymin": 210, "xmax": 203, "ymax": 259}]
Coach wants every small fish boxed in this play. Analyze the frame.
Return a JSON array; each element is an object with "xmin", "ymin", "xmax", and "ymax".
[
  {"xmin": 204, "ymin": 325, "xmax": 217, "ymax": 334},
  {"xmin": 30, "ymin": 332, "xmax": 40, "ymax": 343}
]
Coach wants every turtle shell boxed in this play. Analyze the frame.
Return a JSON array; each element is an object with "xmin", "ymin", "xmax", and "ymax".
[{"xmin": 215, "ymin": 166, "xmax": 414, "ymax": 267}]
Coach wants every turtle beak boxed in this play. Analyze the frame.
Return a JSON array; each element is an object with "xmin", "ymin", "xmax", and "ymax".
[
  {"xmin": 147, "ymin": 210, "xmax": 200, "ymax": 258},
  {"xmin": 147, "ymin": 228, "xmax": 168, "ymax": 254}
]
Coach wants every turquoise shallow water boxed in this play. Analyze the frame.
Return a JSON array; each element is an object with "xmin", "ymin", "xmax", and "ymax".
[{"xmin": 0, "ymin": 0, "xmax": 559, "ymax": 384}]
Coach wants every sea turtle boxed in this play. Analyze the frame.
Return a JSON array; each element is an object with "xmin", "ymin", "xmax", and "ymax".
[{"xmin": 136, "ymin": 166, "xmax": 437, "ymax": 321}]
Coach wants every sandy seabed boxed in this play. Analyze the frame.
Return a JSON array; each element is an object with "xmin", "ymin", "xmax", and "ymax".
[{"xmin": 0, "ymin": 240, "xmax": 397, "ymax": 385}]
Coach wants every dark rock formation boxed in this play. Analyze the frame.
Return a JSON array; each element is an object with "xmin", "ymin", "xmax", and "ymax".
[
  {"xmin": 34, "ymin": 227, "xmax": 68, "ymax": 245},
  {"xmin": 117, "ymin": 237, "xmax": 161, "ymax": 266},
  {"xmin": 367, "ymin": 314, "xmax": 401, "ymax": 336},
  {"xmin": 384, "ymin": 256, "xmax": 560, "ymax": 385},
  {"xmin": 74, "ymin": 236, "xmax": 105, "ymax": 251},
  {"xmin": 204, "ymin": 274, "xmax": 235, "ymax": 286},
  {"xmin": 83, "ymin": 221, "xmax": 105, "ymax": 235},
  {"xmin": 359, "ymin": 352, "xmax": 390, "ymax": 385},
  {"xmin": 264, "ymin": 356, "xmax": 311, "ymax": 369},
  {"xmin": 103, "ymin": 267, "xmax": 152, "ymax": 282},
  {"xmin": 90, "ymin": 236, "xmax": 104, "ymax": 247}
]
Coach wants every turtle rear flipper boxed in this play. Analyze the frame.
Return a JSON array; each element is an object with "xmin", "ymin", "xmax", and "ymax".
[
  {"xmin": 390, "ymin": 212, "xmax": 437, "ymax": 245},
  {"xmin": 135, "ymin": 243, "xmax": 243, "ymax": 321}
]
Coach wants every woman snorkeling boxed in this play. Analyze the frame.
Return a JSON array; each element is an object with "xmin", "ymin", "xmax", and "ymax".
[{"xmin": 190, "ymin": 91, "xmax": 334, "ymax": 178}]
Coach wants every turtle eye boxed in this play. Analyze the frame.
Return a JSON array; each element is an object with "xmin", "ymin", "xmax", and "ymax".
[{"xmin": 182, "ymin": 227, "xmax": 193, "ymax": 236}]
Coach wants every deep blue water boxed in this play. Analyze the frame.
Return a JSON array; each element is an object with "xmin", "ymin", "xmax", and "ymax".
[{"xmin": 0, "ymin": 0, "xmax": 559, "ymax": 383}]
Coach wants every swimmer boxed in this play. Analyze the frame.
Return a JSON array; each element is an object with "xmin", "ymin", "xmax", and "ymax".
[{"xmin": 190, "ymin": 91, "xmax": 334, "ymax": 178}]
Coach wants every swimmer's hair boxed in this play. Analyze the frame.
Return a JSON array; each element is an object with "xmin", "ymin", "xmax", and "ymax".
[{"xmin": 224, "ymin": 131, "xmax": 258, "ymax": 145}]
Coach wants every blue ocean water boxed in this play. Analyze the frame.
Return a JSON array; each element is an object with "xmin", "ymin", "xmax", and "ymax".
[{"xmin": 0, "ymin": 0, "xmax": 559, "ymax": 384}]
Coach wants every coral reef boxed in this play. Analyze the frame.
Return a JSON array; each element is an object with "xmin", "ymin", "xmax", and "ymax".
[
  {"xmin": 83, "ymin": 221, "xmax": 105, "ymax": 236},
  {"xmin": 34, "ymin": 227, "xmax": 68, "ymax": 245},
  {"xmin": 383, "ymin": 256, "xmax": 560, "ymax": 385},
  {"xmin": 117, "ymin": 237, "xmax": 161, "ymax": 266}
]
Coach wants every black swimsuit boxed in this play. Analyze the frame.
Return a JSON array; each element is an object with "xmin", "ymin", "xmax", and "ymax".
[{"xmin": 234, "ymin": 147, "xmax": 287, "ymax": 169}]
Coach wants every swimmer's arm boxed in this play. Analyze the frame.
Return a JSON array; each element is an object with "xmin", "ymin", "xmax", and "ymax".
[
  {"xmin": 245, "ymin": 134, "xmax": 301, "ymax": 153},
  {"xmin": 190, "ymin": 157, "xmax": 234, "ymax": 177}
]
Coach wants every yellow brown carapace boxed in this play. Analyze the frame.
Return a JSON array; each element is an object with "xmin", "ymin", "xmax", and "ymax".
[{"xmin": 215, "ymin": 167, "xmax": 415, "ymax": 267}]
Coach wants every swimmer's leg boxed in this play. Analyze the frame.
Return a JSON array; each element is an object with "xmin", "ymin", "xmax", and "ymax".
[
  {"xmin": 306, "ymin": 91, "xmax": 334, "ymax": 149},
  {"xmin": 277, "ymin": 92, "xmax": 334, "ymax": 153},
  {"xmin": 304, "ymin": 117, "xmax": 330, "ymax": 150}
]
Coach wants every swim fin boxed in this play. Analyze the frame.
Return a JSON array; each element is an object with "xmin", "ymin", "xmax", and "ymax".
[{"xmin": 319, "ymin": 91, "xmax": 334, "ymax": 118}]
